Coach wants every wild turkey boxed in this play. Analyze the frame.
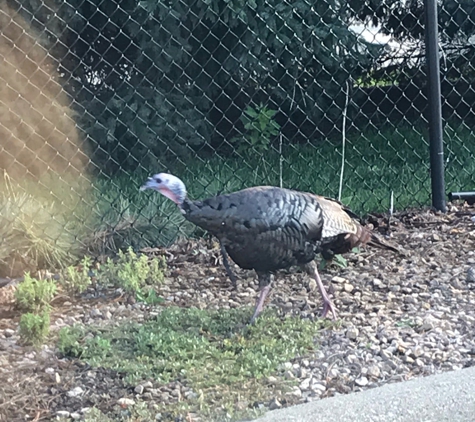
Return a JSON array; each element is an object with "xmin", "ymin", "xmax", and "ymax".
[{"xmin": 141, "ymin": 173, "xmax": 399, "ymax": 322}]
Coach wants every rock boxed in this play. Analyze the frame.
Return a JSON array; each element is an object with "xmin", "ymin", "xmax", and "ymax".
[
  {"xmin": 117, "ymin": 398, "xmax": 135, "ymax": 407},
  {"xmin": 71, "ymin": 412, "xmax": 81, "ymax": 420},
  {"xmin": 346, "ymin": 326, "xmax": 359, "ymax": 340},
  {"xmin": 56, "ymin": 410, "xmax": 70, "ymax": 418},
  {"xmin": 286, "ymin": 386, "xmax": 302, "ymax": 398},
  {"xmin": 266, "ymin": 376, "xmax": 278, "ymax": 383},
  {"xmin": 184, "ymin": 390, "xmax": 198, "ymax": 400},
  {"xmin": 4, "ymin": 328, "xmax": 15, "ymax": 338},
  {"xmin": 367, "ymin": 365, "xmax": 381, "ymax": 379},
  {"xmin": 90, "ymin": 308, "xmax": 102, "ymax": 318},
  {"xmin": 344, "ymin": 283, "xmax": 354, "ymax": 293},
  {"xmin": 467, "ymin": 267, "xmax": 475, "ymax": 282},
  {"xmin": 332, "ymin": 276, "xmax": 347, "ymax": 283},
  {"xmin": 134, "ymin": 385, "xmax": 144, "ymax": 394},
  {"xmin": 308, "ymin": 279, "xmax": 317, "ymax": 292},
  {"xmin": 45, "ymin": 367, "xmax": 55, "ymax": 375},
  {"xmin": 269, "ymin": 397, "xmax": 282, "ymax": 410},
  {"xmin": 355, "ymin": 376, "xmax": 369, "ymax": 387},
  {"xmin": 299, "ymin": 377, "xmax": 311, "ymax": 390},
  {"xmin": 142, "ymin": 381, "xmax": 153, "ymax": 389},
  {"xmin": 67, "ymin": 387, "xmax": 84, "ymax": 397},
  {"xmin": 310, "ymin": 382, "xmax": 326, "ymax": 394},
  {"xmin": 284, "ymin": 370, "xmax": 295, "ymax": 380},
  {"xmin": 278, "ymin": 362, "xmax": 293, "ymax": 371},
  {"xmin": 420, "ymin": 316, "xmax": 438, "ymax": 331},
  {"xmin": 411, "ymin": 346, "xmax": 424, "ymax": 357}
]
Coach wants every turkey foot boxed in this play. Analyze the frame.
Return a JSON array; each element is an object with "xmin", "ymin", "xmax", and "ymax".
[{"xmin": 307, "ymin": 262, "xmax": 337, "ymax": 319}]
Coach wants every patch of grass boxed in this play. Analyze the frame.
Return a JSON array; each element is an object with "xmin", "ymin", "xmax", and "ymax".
[
  {"xmin": 58, "ymin": 306, "xmax": 322, "ymax": 421},
  {"xmin": 15, "ymin": 273, "xmax": 56, "ymax": 313},
  {"xmin": 19, "ymin": 311, "xmax": 50, "ymax": 346},
  {"xmin": 97, "ymin": 247, "xmax": 166, "ymax": 295}
]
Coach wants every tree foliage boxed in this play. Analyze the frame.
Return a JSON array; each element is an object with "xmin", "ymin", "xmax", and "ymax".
[
  {"xmin": 354, "ymin": 0, "xmax": 475, "ymax": 83},
  {"xmin": 9, "ymin": 0, "xmax": 380, "ymax": 172}
]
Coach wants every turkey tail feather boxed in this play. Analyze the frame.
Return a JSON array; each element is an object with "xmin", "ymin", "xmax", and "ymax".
[{"xmin": 366, "ymin": 231, "xmax": 400, "ymax": 254}]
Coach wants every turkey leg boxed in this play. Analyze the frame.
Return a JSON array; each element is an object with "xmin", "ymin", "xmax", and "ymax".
[
  {"xmin": 250, "ymin": 273, "xmax": 272, "ymax": 324},
  {"xmin": 307, "ymin": 261, "xmax": 337, "ymax": 319},
  {"xmin": 219, "ymin": 241, "xmax": 238, "ymax": 289}
]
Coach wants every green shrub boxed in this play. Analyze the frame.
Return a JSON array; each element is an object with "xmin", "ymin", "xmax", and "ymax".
[
  {"xmin": 98, "ymin": 247, "xmax": 166, "ymax": 295},
  {"xmin": 19, "ymin": 311, "xmax": 50, "ymax": 346},
  {"xmin": 60, "ymin": 256, "xmax": 93, "ymax": 295},
  {"xmin": 15, "ymin": 273, "xmax": 56, "ymax": 313}
]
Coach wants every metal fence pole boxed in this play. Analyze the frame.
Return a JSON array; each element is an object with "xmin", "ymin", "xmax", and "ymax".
[{"xmin": 424, "ymin": 0, "xmax": 447, "ymax": 212}]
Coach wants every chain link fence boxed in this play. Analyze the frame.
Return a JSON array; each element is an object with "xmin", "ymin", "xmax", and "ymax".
[{"xmin": 1, "ymin": 0, "xmax": 474, "ymax": 276}]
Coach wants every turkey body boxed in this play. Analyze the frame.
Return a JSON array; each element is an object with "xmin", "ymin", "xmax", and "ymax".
[
  {"xmin": 182, "ymin": 187, "xmax": 324, "ymax": 272},
  {"xmin": 141, "ymin": 173, "xmax": 399, "ymax": 322}
]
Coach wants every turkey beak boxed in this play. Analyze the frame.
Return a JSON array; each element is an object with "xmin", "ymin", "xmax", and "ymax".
[{"xmin": 140, "ymin": 177, "xmax": 158, "ymax": 191}]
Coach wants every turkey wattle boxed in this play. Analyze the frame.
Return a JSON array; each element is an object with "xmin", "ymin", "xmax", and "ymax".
[{"xmin": 141, "ymin": 173, "xmax": 399, "ymax": 323}]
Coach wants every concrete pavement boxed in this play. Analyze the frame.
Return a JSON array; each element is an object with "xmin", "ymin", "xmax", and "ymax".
[{"xmin": 253, "ymin": 366, "xmax": 475, "ymax": 422}]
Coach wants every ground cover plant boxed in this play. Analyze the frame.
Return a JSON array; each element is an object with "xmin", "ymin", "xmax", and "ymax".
[{"xmin": 57, "ymin": 307, "xmax": 325, "ymax": 421}]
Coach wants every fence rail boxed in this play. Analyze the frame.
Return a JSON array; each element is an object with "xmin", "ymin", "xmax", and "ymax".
[{"xmin": 1, "ymin": 0, "xmax": 474, "ymax": 276}]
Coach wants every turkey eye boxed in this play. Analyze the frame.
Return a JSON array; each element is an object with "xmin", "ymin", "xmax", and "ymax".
[{"xmin": 155, "ymin": 177, "xmax": 162, "ymax": 183}]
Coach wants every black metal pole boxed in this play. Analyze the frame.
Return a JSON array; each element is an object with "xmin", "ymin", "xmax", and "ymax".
[{"xmin": 424, "ymin": 0, "xmax": 446, "ymax": 212}]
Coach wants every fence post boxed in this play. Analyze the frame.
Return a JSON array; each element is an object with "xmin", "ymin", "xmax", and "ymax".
[{"xmin": 424, "ymin": 0, "xmax": 446, "ymax": 212}]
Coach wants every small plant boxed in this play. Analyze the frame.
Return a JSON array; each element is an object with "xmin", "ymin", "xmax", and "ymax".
[
  {"xmin": 60, "ymin": 256, "xmax": 93, "ymax": 294},
  {"xmin": 15, "ymin": 273, "xmax": 56, "ymax": 313},
  {"xmin": 98, "ymin": 247, "xmax": 166, "ymax": 295},
  {"xmin": 135, "ymin": 288, "xmax": 165, "ymax": 305},
  {"xmin": 57, "ymin": 306, "xmax": 321, "ymax": 421},
  {"xmin": 232, "ymin": 104, "xmax": 280, "ymax": 153},
  {"xmin": 83, "ymin": 407, "xmax": 113, "ymax": 422},
  {"xmin": 19, "ymin": 311, "xmax": 50, "ymax": 346},
  {"xmin": 58, "ymin": 326, "xmax": 112, "ymax": 359}
]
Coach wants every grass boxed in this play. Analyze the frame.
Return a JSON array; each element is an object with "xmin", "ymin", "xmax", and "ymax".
[
  {"xmin": 58, "ymin": 306, "xmax": 324, "ymax": 421},
  {"xmin": 1, "ymin": 123, "xmax": 474, "ymax": 274}
]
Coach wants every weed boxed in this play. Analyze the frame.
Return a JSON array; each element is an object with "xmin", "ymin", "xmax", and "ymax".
[
  {"xmin": 396, "ymin": 318, "xmax": 417, "ymax": 328},
  {"xmin": 19, "ymin": 311, "xmax": 50, "ymax": 346},
  {"xmin": 59, "ymin": 256, "xmax": 93, "ymax": 294},
  {"xmin": 135, "ymin": 288, "xmax": 165, "ymax": 305},
  {"xmin": 232, "ymin": 104, "xmax": 280, "ymax": 153},
  {"xmin": 97, "ymin": 247, "xmax": 166, "ymax": 295},
  {"xmin": 15, "ymin": 273, "xmax": 56, "ymax": 313}
]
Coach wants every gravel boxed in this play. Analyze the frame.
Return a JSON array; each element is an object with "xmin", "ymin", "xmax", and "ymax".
[{"xmin": 1, "ymin": 206, "xmax": 475, "ymax": 420}]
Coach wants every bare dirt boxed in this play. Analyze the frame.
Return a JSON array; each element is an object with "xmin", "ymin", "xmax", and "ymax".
[{"xmin": 2, "ymin": 205, "xmax": 475, "ymax": 421}]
